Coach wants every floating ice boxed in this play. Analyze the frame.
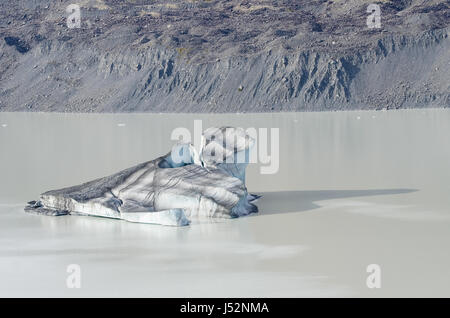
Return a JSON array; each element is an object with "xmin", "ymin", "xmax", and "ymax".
[{"xmin": 25, "ymin": 127, "xmax": 259, "ymax": 226}]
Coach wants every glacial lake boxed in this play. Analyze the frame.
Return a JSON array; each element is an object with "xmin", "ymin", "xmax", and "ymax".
[{"xmin": 1, "ymin": 109, "xmax": 450, "ymax": 297}]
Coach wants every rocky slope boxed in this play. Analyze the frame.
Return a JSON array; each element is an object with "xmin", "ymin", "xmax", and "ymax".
[{"xmin": 0, "ymin": 0, "xmax": 449, "ymax": 112}]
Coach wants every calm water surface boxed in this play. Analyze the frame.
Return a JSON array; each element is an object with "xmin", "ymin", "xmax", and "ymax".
[{"xmin": 0, "ymin": 109, "xmax": 449, "ymax": 297}]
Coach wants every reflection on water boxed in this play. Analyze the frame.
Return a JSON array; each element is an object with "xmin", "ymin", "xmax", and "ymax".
[{"xmin": 258, "ymin": 189, "xmax": 417, "ymax": 215}]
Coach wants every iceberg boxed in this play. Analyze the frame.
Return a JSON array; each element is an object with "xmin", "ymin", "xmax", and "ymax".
[{"xmin": 25, "ymin": 127, "xmax": 260, "ymax": 226}]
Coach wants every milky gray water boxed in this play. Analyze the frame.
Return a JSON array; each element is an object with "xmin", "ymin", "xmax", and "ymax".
[{"xmin": 1, "ymin": 109, "xmax": 450, "ymax": 297}]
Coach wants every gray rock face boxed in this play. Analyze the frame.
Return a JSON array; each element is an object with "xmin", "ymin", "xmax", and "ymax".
[
  {"xmin": 1, "ymin": 1, "xmax": 449, "ymax": 112},
  {"xmin": 25, "ymin": 127, "xmax": 259, "ymax": 226}
]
